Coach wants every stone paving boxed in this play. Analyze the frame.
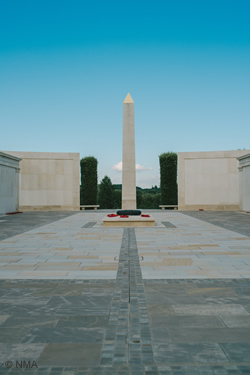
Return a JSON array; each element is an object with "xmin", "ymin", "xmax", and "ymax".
[
  {"xmin": 137, "ymin": 211, "xmax": 250, "ymax": 280},
  {"xmin": 0, "ymin": 212, "xmax": 77, "ymax": 242},
  {"xmin": 0, "ymin": 210, "xmax": 250, "ymax": 374},
  {"xmin": 0, "ymin": 212, "xmax": 123, "ymax": 280}
]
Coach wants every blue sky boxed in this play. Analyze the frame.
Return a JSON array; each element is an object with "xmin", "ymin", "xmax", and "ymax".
[{"xmin": 1, "ymin": 0, "xmax": 250, "ymax": 187}]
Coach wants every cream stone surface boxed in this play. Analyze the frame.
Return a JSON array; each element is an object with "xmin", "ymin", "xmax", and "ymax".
[
  {"xmin": 3, "ymin": 151, "xmax": 80, "ymax": 211},
  {"xmin": 122, "ymin": 93, "xmax": 136, "ymax": 210},
  {"xmin": 178, "ymin": 150, "xmax": 250, "ymax": 210},
  {"xmin": 238, "ymin": 153, "xmax": 250, "ymax": 212},
  {"xmin": 103, "ymin": 215, "xmax": 155, "ymax": 227},
  {"xmin": 0, "ymin": 152, "xmax": 21, "ymax": 214}
]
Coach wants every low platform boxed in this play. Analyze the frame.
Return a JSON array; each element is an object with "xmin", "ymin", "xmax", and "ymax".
[{"xmin": 103, "ymin": 215, "xmax": 155, "ymax": 227}]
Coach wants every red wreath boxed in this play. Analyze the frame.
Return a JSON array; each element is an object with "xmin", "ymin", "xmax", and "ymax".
[
  {"xmin": 107, "ymin": 214, "xmax": 118, "ymax": 217},
  {"xmin": 141, "ymin": 214, "xmax": 150, "ymax": 217}
]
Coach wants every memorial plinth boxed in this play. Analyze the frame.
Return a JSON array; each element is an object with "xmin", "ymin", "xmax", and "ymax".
[{"xmin": 103, "ymin": 215, "xmax": 155, "ymax": 227}]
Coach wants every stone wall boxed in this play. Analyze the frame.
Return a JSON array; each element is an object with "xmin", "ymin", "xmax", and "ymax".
[
  {"xmin": 0, "ymin": 152, "xmax": 21, "ymax": 214},
  {"xmin": 178, "ymin": 150, "xmax": 250, "ymax": 210},
  {"xmin": 3, "ymin": 152, "xmax": 80, "ymax": 211},
  {"xmin": 238, "ymin": 153, "xmax": 250, "ymax": 212}
]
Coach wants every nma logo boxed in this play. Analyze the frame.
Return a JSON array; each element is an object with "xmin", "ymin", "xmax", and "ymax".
[{"xmin": 16, "ymin": 361, "xmax": 38, "ymax": 368}]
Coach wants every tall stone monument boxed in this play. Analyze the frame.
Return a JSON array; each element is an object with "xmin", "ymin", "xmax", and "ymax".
[
  {"xmin": 122, "ymin": 93, "xmax": 136, "ymax": 210},
  {"xmin": 103, "ymin": 93, "xmax": 155, "ymax": 226}
]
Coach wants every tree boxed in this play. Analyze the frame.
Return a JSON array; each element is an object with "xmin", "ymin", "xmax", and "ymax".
[
  {"xmin": 136, "ymin": 189, "xmax": 143, "ymax": 208},
  {"xmin": 159, "ymin": 152, "xmax": 177, "ymax": 205},
  {"xmin": 114, "ymin": 189, "xmax": 121, "ymax": 209},
  {"xmin": 80, "ymin": 157, "xmax": 98, "ymax": 205},
  {"xmin": 98, "ymin": 176, "xmax": 115, "ymax": 209}
]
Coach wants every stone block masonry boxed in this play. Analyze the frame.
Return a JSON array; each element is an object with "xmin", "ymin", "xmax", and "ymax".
[
  {"xmin": 178, "ymin": 150, "xmax": 250, "ymax": 211},
  {"xmin": 3, "ymin": 151, "xmax": 80, "ymax": 211},
  {"xmin": 0, "ymin": 152, "xmax": 21, "ymax": 214}
]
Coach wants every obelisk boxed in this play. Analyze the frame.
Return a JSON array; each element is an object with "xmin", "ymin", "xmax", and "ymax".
[
  {"xmin": 103, "ymin": 93, "xmax": 155, "ymax": 226},
  {"xmin": 122, "ymin": 93, "xmax": 136, "ymax": 209}
]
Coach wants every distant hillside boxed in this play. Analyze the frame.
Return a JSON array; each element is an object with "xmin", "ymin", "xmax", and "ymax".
[{"xmin": 113, "ymin": 184, "xmax": 160, "ymax": 194}]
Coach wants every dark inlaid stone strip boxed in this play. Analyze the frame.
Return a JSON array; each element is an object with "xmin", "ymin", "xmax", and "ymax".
[
  {"xmin": 100, "ymin": 228, "xmax": 157, "ymax": 371},
  {"xmin": 81, "ymin": 222, "xmax": 97, "ymax": 228},
  {"xmin": 162, "ymin": 221, "xmax": 177, "ymax": 228}
]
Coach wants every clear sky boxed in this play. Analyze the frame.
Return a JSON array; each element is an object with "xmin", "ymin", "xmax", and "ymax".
[{"xmin": 1, "ymin": 0, "xmax": 250, "ymax": 188}]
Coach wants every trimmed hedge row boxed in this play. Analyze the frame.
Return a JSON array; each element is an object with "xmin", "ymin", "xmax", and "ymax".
[
  {"xmin": 98, "ymin": 176, "xmax": 114, "ymax": 209},
  {"xmin": 80, "ymin": 156, "xmax": 98, "ymax": 205},
  {"xmin": 159, "ymin": 152, "xmax": 177, "ymax": 205}
]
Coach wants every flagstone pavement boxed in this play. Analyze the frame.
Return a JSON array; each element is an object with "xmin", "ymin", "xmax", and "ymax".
[{"xmin": 0, "ymin": 210, "xmax": 250, "ymax": 374}]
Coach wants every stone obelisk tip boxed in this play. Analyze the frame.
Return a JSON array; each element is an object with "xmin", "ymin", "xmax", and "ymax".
[{"xmin": 123, "ymin": 93, "xmax": 134, "ymax": 104}]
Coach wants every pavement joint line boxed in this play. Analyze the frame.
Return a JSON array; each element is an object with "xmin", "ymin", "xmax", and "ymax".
[{"xmin": 100, "ymin": 228, "xmax": 158, "ymax": 372}]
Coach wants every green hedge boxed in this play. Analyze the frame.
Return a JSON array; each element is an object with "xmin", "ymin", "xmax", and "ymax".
[
  {"xmin": 137, "ymin": 192, "xmax": 161, "ymax": 209},
  {"xmin": 159, "ymin": 152, "xmax": 177, "ymax": 205},
  {"xmin": 114, "ymin": 189, "xmax": 121, "ymax": 209},
  {"xmin": 80, "ymin": 156, "xmax": 98, "ymax": 205},
  {"xmin": 98, "ymin": 176, "xmax": 114, "ymax": 209}
]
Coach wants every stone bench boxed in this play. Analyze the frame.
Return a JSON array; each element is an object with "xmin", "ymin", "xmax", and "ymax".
[
  {"xmin": 159, "ymin": 205, "xmax": 178, "ymax": 210},
  {"xmin": 80, "ymin": 205, "xmax": 100, "ymax": 210}
]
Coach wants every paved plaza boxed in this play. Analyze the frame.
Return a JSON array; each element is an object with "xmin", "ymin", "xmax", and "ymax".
[{"xmin": 0, "ymin": 210, "xmax": 250, "ymax": 374}]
